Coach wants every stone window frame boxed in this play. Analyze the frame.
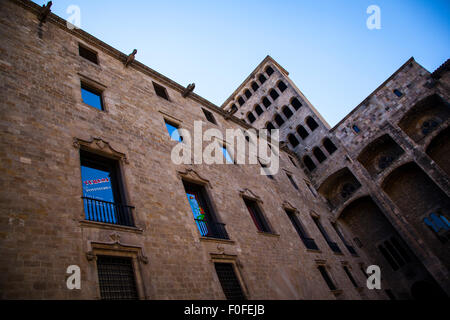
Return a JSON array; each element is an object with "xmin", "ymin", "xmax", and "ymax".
[
  {"xmin": 152, "ymin": 81, "xmax": 171, "ymax": 101},
  {"xmin": 78, "ymin": 42, "xmax": 99, "ymax": 65},
  {"xmin": 78, "ymin": 74, "xmax": 108, "ymax": 112},
  {"xmin": 315, "ymin": 259, "xmax": 343, "ymax": 297}
]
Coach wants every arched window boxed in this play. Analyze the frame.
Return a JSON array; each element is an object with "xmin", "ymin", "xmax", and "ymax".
[
  {"xmin": 262, "ymin": 97, "xmax": 271, "ymax": 108},
  {"xmin": 237, "ymin": 96, "xmax": 245, "ymax": 106},
  {"xmin": 303, "ymin": 156, "xmax": 316, "ymax": 172},
  {"xmin": 277, "ymin": 81, "xmax": 287, "ymax": 92},
  {"xmin": 266, "ymin": 122, "xmax": 275, "ymax": 131},
  {"xmin": 244, "ymin": 89, "xmax": 252, "ymax": 99},
  {"xmin": 265, "ymin": 66, "xmax": 274, "ymax": 76},
  {"xmin": 230, "ymin": 104, "xmax": 238, "ymax": 113},
  {"xmin": 297, "ymin": 125, "xmax": 309, "ymax": 139},
  {"xmin": 251, "ymin": 81, "xmax": 259, "ymax": 92},
  {"xmin": 247, "ymin": 112, "xmax": 256, "ymax": 124},
  {"xmin": 306, "ymin": 116, "xmax": 319, "ymax": 131},
  {"xmin": 282, "ymin": 106, "xmax": 294, "ymax": 119},
  {"xmin": 323, "ymin": 138, "xmax": 337, "ymax": 155},
  {"xmin": 288, "ymin": 134, "xmax": 300, "ymax": 148},
  {"xmin": 313, "ymin": 147, "xmax": 327, "ymax": 163},
  {"xmin": 291, "ymin": 97, "xmax": 302, "ymax": 111},
  {"xmin": 258, "ymin": 74, "xmax": 267, "ymax": 84},
  {"xmin": 269, "ymin": 89, "xmax": 280, "ymax": 101},
  {"xmin": 274, "ymin": 114, "xmax": 285, "ymax": 127},
  {"xmin": 255, "ymin": 104, "xmax": 264, "ymax": 116}
]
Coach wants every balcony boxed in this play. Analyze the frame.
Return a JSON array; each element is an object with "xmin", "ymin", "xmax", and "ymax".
[
  {"xmin": 82, "ymin": 197, "xmax": 135, "ymax": 227},
  {"xmin": 195, "ymin": 218, "xmax": 229, "ymax": 240}
]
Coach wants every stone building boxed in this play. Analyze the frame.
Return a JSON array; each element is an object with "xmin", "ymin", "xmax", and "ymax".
[{"xmin": 0, "ymin": 0, "xmax": 448, "ymax": 300}]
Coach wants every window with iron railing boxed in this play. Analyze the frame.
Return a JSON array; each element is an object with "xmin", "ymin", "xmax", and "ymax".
[{"xmin": 80, "ymin": 150, "xmax": 134, "ymax": 227}]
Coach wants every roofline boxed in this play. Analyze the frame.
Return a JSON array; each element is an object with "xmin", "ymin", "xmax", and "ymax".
[
  {"xmin": 330, "ymin": 57, "xmax": 423, "ymax": 132},
  {"xmin": 221, "ymin": 55, "xmax": 289, "ymax": 109}
]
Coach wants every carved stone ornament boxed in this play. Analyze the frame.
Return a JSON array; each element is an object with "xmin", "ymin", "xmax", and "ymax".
[
  {"xmin": 239, "ymin": 188, "xmax": 261, "ymax": 202},
  {"xmin": 282, "ymin": 200, "xmax": 297, "ymax": 212},
  {"xmin": 73, "ymin": 137, "xmax": 129, "ymax": 164},
  {"xmin": 177, "ymin": 168, "xmax": 211, "ymax": 188}
]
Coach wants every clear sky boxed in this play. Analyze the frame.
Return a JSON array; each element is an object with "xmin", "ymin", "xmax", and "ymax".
[{"xmin": 33, "ymin": 0, "xmax": 450, "ymax": 127}]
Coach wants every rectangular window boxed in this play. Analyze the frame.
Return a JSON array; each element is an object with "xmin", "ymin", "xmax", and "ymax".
[
  {"xmin": 214, "ymin": 263, "xmax": 246, "ymax": 300},
  {"xmin": 81, "ymin": 82, "xmax": 104, "ymax": 110},
  {"xmin": 80, "ymin": 150, "xmax": 134, "ymax": 226},
  {"xmin": 153, "ymin": 81, "xmax": 169, "ymax": 100},
  {"xmin": 183, "ymin": 181, "xmax": 228, "ymax": 240},
  {"xmin": 222, "ymin": 145, "xmax": 234, "ymax": 164},
  {"xmin": 97, "ymin": 256, "xmax": 138, "ymax": 300},
  {"xmin": 285, "ymin": 209, "xmax": 319, "ymax": 250},
  {"xmin": 202, "ymin": 108, "xmax": 217, "ymax": 125},
  {"xmin": 318, "ymin": 265, "xmax": 337, "ymax": 291},
  {"xmin": 378, "ymin": 236, "xmax": 411, "ymax": 271},
  {"xmin": 79, "ymin": 44, "xmax": 98, "ymax": 64},
  {"xmin": 305, "ymin": 181, "xmax": 318, "ymax": 197},
  {"xmin": 164, "ymin": 120, "xmax": 182, "ymax": 142},
  {"xmin": 332, "ymin": 223, "xmax": 357, "ymax": 256},
  {"xmin": 243, "ymin": 198, "xmax": 271, "ymax": 233},
  {"xmin": 286, "ymin": 173, "xmax": 299, "ymax": 190},
  {"xmin": 343, "ymin": 266, "xmax": 358, "ymax": 288},
  {"xmin": 313, "ymin": 217, "xmax": 342, "ymax": 254}
]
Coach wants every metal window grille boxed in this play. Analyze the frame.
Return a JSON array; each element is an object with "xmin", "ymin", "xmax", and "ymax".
[
  {"xmin": 214, "ymin": 263, "xmax": 246, "ymax": 300},
  {"xmin": 97, "ymin": 256, "xmax": 138, "ymax": 300}
]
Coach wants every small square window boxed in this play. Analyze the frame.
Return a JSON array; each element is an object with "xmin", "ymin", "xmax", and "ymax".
[
  {"xmin": 153, "ymin": 82, "xmax": 169, "ymax": 100},
  {"xmin": 79, "ymin": 44, "xmax": 98, "ymax": 64},
  {"xmin": 164, "ymin": 120, "xmax": 183, "ymax": 142},
  {"xmin": 81, "ymin": 82, "xmax": 104, "ymax": 111},
  {"xmin": 393, "ymin": 89, "xmax": 403, "ymax": 97},
  {"xmin": 202, "ymin": 108, "xmax": 217, "ymax": 124},
  {"xmin": 352, "ymin": 125, "xmax": 361, "ymax": 133}
]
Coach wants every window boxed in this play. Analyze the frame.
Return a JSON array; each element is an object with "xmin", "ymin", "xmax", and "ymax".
[
  {"xmin": 79, "ymin": 44, "xmax": 98, "ymax": 64},
  {"xmin": 313, "ymin": 147, "xmax": 327, "ymax": 163},
  {"xmin": 262, "ymin": 97, "xmax": 271, "ymax": 108},
  {"xmin": 269, "ymin": 89, "xmax": 279, "ymax": 101},
  {"xmin": 265, "ymin": 66, "xmax": 274, "ymax": 76},
  {"xmin": 266, "ymin": 122, "xmax": 275, "ymax": 131},
  {"xmin": 291, "ymin": 97, "xmax": 302, "ymax": 111},
  {"xmin": 332, "ymin": 223, "xmax": 357, "ymax": 256},
  {"xmin": 153, "ymin": 82, "xmax": 169, "ymax": 100},
  {"xmin": 286, "ymin": 173, "xmax": 299, "ymax": 190},
  {"xmin": 317, "ymin": 265, "xmax": 337, "ymax": 291},
  {"xmin": 237, "ymin": 96, "xmax": 245, "ymax": 106},
  {"xmin": 243, "ymin": 198, "xmax": 272, "ymax": 233},
  {"xmin": 343, "ymin": 266, "xmax": 358, "ymax": 288},
  {"xmin": 305, "ymin": 181, "xmax": 318, "ymax": 197},
  {"xmin": 288, "ymin": 134, "xmax": 300, "ymax": 148},
  {"xmin": 230, "ymin": 104, "xmax": 238, "ymax": 113},
  {"xmin": 202, "ymin": 108, "xmax": 217, "ymax": 125},
  {"xmin": 297, "ymin": 125, "xmax": 309, "ymax": 139},
  {"xmin": 378, "ymin": 236, "xmax": 411, "ymax": 271},
  {"xmin": 303, "ymin": 156, "xmax": 316, "ymax": 172},
  {"xmin": 214, "ymin": 263, "xmax": 246, "ymax": 300},
  {"xmin": 424, "ymin": 212, "xmax": 450, "ymax": 243},
  {"xmin": 164, "ymin": 120, "xmax": 183, "ymax": 142},
  {"xmin": 277, "ymin": 81, "xmax": 287, "ymax": 92},
  {"xmin": 222, "ymin": 145, "xmax": 234, "ymax": 164},
  {"xmin": 306, "ymin": 116, "xmax": 319, "ymax": 131},
  {"xmin": 97, "ymin": 256, "xmax": 138, "ymax": 300},
  {"xmin": 323, "ymin": 138, "xmax": 338, "ymax": 155},
  {"xmin": 251, "ymin": 81, "xmax": 259, "ymax": 92},
  {"xmin": 352, "ymin": 125, "xmax": 361, "ymax": 133},
  {"xmin": 282, "ymin": 106, "xmax": 294, "ymax": 119},
  {"xmin": 258, "ymin": 74, "xmax": 267, "ymax": 84},
  {"xmin": 312, "ymin": 216, "xmax": 341, "ymax": 253},
  {"xmin": 247, "ymin": 112, "xmax": 256, "ymax": 124},
  {"xmin": 393, "ymin": 89, "xmax": 403, "ymax": 97},
  {"xmin": 274, "ymin": 114, "xmax": 285, "ymax": 127},
  {"xmin": 255, "ymin": 105, "xmax": 264, "ymax": 116},
  {"xmin": 80, "ymin": 150, "xmax": 134, "ymax": 227},
  {"xmin": 183, "ymin": 181, "xmax": 229, "ymax": 239},
  {"xmin": 285, "ymin": 209, "xmax": 319, "ymax": 250},
  {"xmin": 244, "ymin": 89, "xmax": 252, "ymax": 99},
  {"xmin": 81, "ymin": 82, "xmax": 104, "ymax": 111}
]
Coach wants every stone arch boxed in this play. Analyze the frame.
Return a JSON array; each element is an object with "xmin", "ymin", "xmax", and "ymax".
[
  {"xmin": 318, "ymin": 168, "xmax": 361, "ymax": 209},
  {"xmin": 274, "ymin": 113, "xmax": 285, "ymax": 127},
  {"xmin": 290, "ymin": 97, "xmax": 302, "ymax": 111},
  {"xmin": 251, "ymin": 81, "xmax": 259, "ymax": 92},
  {"xmin": 254, "ymin": 104, "xmax": 264, "ymax": 116},
  {"xmin": 426, "ymin": 126, "xmax": 450, "ymax": 175},
  {"xmin": 247, "ymin": 111, "xmax": 256, "ymax": 124},
  {"xmin": 282, "ymin": 105, "xmax": 294, "ymax": 119},
  {"xmin": 323, "ymin": 138, "xmax": 337, "ymax": 155},
  {"xmin": 306, "ymin": 116, "xmax": 319, "ymax": 131},
  {"xmin": 312, "ymin": 147, "xmax": 327, "ymax": 163},
  {"xmin": 269, "ymin": 88, "xmax": 280, "ymax": 101},
  {"xmin": 287, "ymin": 134, "xmax": 300, "ymax": 148},
  {"xmin": 262, "ymin": 96, "xmax": 271, "ymax": 108},
  {"xmin": 276, "ymin": 80, "xmax": 288, "ymax": 93}
]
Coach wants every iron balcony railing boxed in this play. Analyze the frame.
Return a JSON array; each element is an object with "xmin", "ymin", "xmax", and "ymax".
[
  {"xmin": 194, "ymin": 218, "xmax": 229, "ymax": 240},
  {"xmin": 327, "ymin": 241, "xmax": 342, "ymax": 254},
  {"xmin": 82, "ymin": 197, "xmax": 135, "ymax": 227},
  {"xmin": 302, "ymin": 237, "xmax": 319, "ymax": 251}
]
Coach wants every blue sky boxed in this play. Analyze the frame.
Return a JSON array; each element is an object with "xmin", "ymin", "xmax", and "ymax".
[{"xmin": 34, "ymin": 0, "xmax": 450, "ymax": 126}]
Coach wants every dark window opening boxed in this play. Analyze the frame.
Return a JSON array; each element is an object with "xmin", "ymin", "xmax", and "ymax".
[
  {"xmin": 323, "ymin": 138, "xmax": 337, "ymax": 155},
  {"xmin": 277, "ymin": 81, "xmax": 287, "ymax": 92},
  {"xmin": 318, "ymin": 265, "xmax": 337, "ymax": 291},
  {"xmin": 258, "ymin": 74, "xmax": 267, "ymax": 84},
  {"xmin": 80, "ymin": 150, "xmax": 134, "ymax": 227},
  {"xmin": 262, "ymin": 97, "xmax": 271, "ymax": 108},
  {"xmin": 153, "ymin": 82, "xmax": 169, "ymax": 100},
  {"xmin": 247, "ymin": 112, "xmax": 256, "ymax": 124},
  {"xmin": 297, "ymin": 125, "xmax": 309, "ymax": 139},
  {"xmin": 313, "ymin": 216, "xmax": 341, "ymax": 253},
  {"xmin": 291, "ymin": 97, "xmax": 302, "ymax": 111},
  {"xmin": 352, "ymin": 125, "xmax": 361, "ymax": 133},
  {"xmin": 202, "ymin": 108, "xmax": 217, "ymax": 124},
  {"xmin": 183, "ymin": 181, "xmax": 229, "ymax": 240},
  {"xmin": 255, "ymin": 105, "xmax": 264, "ymax": 116},
  {"xmin": 251, "ymin": 81, "xmax": 259, "ymax": 92},
  {"xmin": 288, "ymin": 134, "xmax": 300, "ymax": 148},
  {"xmin": 274, "ymin": 114, "xmax": 285, "ymax": 127},
  {"xmin": 285, "ymin": 209, "xmax": 319, "ymax": 250},
  {"xmin": 243, "ymin": 198, "xmax": 272, "ymax": 233},
  {"xmin": 343, "ymin": 266, "xmax": 358, "ymax": 288},
  {"xmin": 303, "ymin": 156, "xmax": 316, "ymax": 172},
  {"xmin": 81, "ymin": 82, "xmax": 104, "ymax": 111},
  {"xmin": 282, "ymin": 106, "xmax": 294, "ymax": 119},
  {"xmin": 79, "ymin": 44, "xmax": 98, "ymax": 64},
  {"xmin": 265, "ymin": 66, "xmax": 274, "ymax": 76},
  {"xmin": 266, "ymin": 122, "xmax": 275, "ymax": 131},
  {"xmin": 244, "ymin": 89, "xmax": 252, "ymax": 99},
  {"xmin": 286, "ymin": 173, "xmax": 299, "ymax": 190},
  {"xmin": 97, "ymin": 256, "xmax": 138, "ymax": 300},
  {"xmin": 214, "ymin": 263, "xmax": 246, "ymax": 300},
  {"xmin": 269, "ymin": 89, "xmax": 280, "ymax": 101},
  {"xmin": 393, "ymin": 89, "xmax": 403, "ymax": 97},
  {"xmin": 332, "ymin": 223, "xmax": 357, "ymax": 256},
  {"xmin": 313, "ymin": 147, "xmax": 327, "ymax": 163},
  {"xmin": 306, "ymin": 117, "xmax": 319, "ymax": 131},
  {"xmin": 237, "ymin": 96, "xmax": 245, "ymax": 106}
]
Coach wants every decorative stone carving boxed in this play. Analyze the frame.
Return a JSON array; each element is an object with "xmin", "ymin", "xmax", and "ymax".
[
  {"xmin": 73, "ymin": 137, "xmax": 129, "ymax": 164},
  {"xmin": 238, "ymin": 188, "xmax": 261, "ymax": 202},
  {"xmin": 177, "ymin": 168, "xmax": 211, "ymax": 187}
]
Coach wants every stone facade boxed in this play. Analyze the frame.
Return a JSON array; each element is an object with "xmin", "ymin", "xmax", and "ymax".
[{"xmin": 0, "ymin": 0, "xmax": 448, "ymax": 300}]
